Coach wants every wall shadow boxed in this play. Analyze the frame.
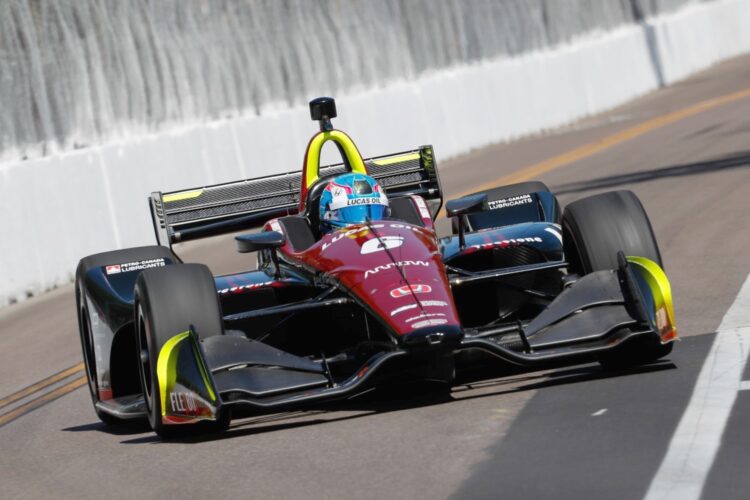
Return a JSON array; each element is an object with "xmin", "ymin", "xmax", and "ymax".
[{"xmin": 553, "ymin": 150, "xmax": 750, "ymax": 195}]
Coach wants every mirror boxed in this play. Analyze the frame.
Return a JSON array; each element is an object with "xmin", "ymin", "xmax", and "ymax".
[
  {"xmin": 235, "ymin": 231, "xmax": 285, "ymax": 253},
  {"xmin": 445, "ymin": 194, "xmax": 488, "ymax": 218}
]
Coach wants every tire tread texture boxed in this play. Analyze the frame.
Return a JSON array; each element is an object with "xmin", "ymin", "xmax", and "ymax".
[{"xmin": 562, "ymin": 190, "xmax": 662, "ymax": 273}]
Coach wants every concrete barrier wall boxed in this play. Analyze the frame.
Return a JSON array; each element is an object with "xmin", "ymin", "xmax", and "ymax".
[{"xmin": 2, "ymin": 0, "xmax": 749, "ymax": 306}]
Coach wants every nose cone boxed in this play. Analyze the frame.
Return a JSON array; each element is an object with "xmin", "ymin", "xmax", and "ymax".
[
  {"xmin": 300, "ymin": 222, "xmax": 463, "ymax": 341},
  {"xmin": 401, "ymin": 324, "xmax": 463, "ymax": 350}
]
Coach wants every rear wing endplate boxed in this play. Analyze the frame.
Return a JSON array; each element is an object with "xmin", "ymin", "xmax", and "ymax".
[{"xmin": 149, "ymin": 146, "xmax": 442, "ymax": 246}]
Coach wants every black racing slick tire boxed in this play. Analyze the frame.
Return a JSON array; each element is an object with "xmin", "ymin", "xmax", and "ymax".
[
  {"xmin": 76, "ymin": 246, "xmax": 178, "ymax": 426},
  {"xmin": 561, "ymin": 190, "xmax": 662, "ymax": 273},
  {"xmin": 561, "ymin": 190, "xmax": 671, "ymax": 367},
  {"xmin": 134, "ymin": 264, "xmax": 229, "ymax": 438}
]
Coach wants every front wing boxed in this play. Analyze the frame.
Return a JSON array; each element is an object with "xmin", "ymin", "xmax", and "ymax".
[{"xmin": 146, "ymin": 255, "xmax": 674, "ymax": 424}]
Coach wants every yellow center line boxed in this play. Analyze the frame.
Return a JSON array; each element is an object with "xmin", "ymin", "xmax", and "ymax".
[
  {"xmin": 0, "ymin": 376, "xmax": 87, "ymax": 427},
  {"xmin": 0, "ymin": 362, "xmax": 85, "ymax": 410},
  {"xmin": 440, "ymin": 85, "xmax": 750, "ymax": 215}
]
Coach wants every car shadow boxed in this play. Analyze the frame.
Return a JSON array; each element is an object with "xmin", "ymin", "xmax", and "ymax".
[
  {"xmin": 552, "ymin": 150, "xmax": 750, "ymax": 195},
  {"xmin": 109, "ymin": 359, "xmax": 676, "ymax": 445}
]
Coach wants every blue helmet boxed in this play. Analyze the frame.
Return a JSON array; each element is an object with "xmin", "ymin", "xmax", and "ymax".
[{"xmin": 319, "ymin": 173, "xmax": 389, "ymax": 233}]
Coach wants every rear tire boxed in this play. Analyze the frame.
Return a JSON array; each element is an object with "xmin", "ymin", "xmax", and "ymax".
[
  {"xmin": 561, "ymin": 190, "xmax": 671, "ymax": 367},
  {"xmin": 134, "ymin": 264, "xmax": 228, "ymax": 438}
]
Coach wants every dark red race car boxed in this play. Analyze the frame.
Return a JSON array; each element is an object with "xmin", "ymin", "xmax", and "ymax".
[{"xmin": 76, "ymin": 97, "xmax": 677, "ymax": 437}]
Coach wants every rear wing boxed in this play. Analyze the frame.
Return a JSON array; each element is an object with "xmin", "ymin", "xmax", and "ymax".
[{"xmin": 149, "ymin": 145, "xmax": 442, "ymax": 246}]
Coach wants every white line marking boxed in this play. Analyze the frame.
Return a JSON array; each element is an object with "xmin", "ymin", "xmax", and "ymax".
[
  {"xmin": 591, "ymin": 409, "xmax": 607, "ymax": 417},
  {"xmin": 644, "ymin": 274, "xmax": 750, "ymax": 500},
  {"xmin": 738, "ymin": 380, "xmax": 750, "ymax": 391}
]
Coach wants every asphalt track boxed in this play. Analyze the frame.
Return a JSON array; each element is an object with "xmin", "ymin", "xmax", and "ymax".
[{"xmin": 2, "ymin": 54, "xmax": 750, "ymax": 499}]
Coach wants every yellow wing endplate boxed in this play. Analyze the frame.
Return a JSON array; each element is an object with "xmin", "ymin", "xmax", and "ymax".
[{"xmin": 626, "ymin": 256, "xmax": 677, "ymax": 343}]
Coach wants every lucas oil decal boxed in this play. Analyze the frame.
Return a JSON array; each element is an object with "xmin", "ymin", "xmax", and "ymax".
[
  {"xmin": 105, "ymin": 258, "xmax": 166, "ymax": 275},
  {"xmin": 322, "ymin": 223, "xmax": 424, "ymax": 252},
  {"xmin": 390, "ymin": 284, "xmax": 432, "ymax": 298}
]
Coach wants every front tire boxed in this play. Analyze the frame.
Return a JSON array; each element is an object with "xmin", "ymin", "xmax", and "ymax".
[
  {"xmin": 134, "ymin": 264, "xmax": 228, "ymax": 437},
  {"xmin": 561, "ymin": 190, "xmax": 662, "ymax": 273},
  {"xmin": 561, "ymin": 190, "xmax": 671, "ymax": 367}
]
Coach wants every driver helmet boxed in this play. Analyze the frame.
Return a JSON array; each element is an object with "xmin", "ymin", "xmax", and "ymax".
[{"xmin": 319, "ymin": 173, "xmax": 389, "ymax": 233}]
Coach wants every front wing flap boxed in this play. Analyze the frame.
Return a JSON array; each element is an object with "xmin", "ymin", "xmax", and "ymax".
[{"xmin": 460, "ymin": 256, "xmax": 676, "ymax": 364}]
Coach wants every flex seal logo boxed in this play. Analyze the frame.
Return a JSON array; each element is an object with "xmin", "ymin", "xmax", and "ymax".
[
  {"xmin": 361, "ymin": 236, "xmax": 404, "ymax": 255},
  {"xmin": 105, "ymin": 258, "xmax": 167, "ymax": 275},
  {"xmin": 390, "ymin": 284, "xmax": 432, "ymax": 298}
]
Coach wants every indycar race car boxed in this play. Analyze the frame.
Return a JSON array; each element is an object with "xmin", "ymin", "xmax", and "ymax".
[{"xmin": 76, "ymin": 97, "xmax": 677, "ymax": 437}]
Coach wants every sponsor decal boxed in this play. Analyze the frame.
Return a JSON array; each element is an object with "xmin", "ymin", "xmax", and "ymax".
[
  {"xmin": 217, "ymin": 281, "xmax": 274, "ymax": 295},
  {"xmin": 656, "ymin": 306, "xmax": 669, "ymax": 333},
  {"xmin": 405, "ymin": 312, "xmax": 446, "ymax": 323},
  {"xmin": 170, "ymin": 392, "xmax": 198, "ymax": 413},
  {"xmin": 420, "ymin": 300, "xmax": 448, "ymax": 307},
  {"xmin": 105, "ymin": 258, "xmax": 166, "ymax": 275},
  {"xmin": 361, "ymin": 236, "xmax": 404, "ymax": 254},
  {"xmin": 364, "ymin": 260, "xmax": 429, "ymax": 278},
  {"xmin": 390, "ymin": 304, "xmax": 418, "ymax": 317},
  {"xmin": 470, "ymin": 236, "xmax": 542, "ymax": 251},
  {"xmin": 348, "ymin": 197, "xmax": 381, "ymax": 206},
  {"xmin": 322, "ymin": 225, "xmax": 377, "ymax": 251},
  {"xmin": 390, "ymin": 284, "xmax": 432, "ymax": 298},
  {"xmin": 413, "ymin": 196, "xmax": 431, "ymax": 219},
  {"xmin": 388, "ymin": 223, "xmax": 422, "ymax": 233},
  {"xmin": 412, "ymin": 318, "xmax": 448, "ymax": 329},
  {"xmin": 322, "ymin": 223, "xmax": 424, "ymax": 252},
  {"xmin": 329, "ymin": 196, "xmax": 385, "ymax": 211},
  {"xmin": 488, "ymin": 194, "xmax": 533, "ymax": 210}
]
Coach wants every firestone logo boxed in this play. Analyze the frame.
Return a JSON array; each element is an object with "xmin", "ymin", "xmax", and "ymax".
[{"xmin": 470, "ymin": 236, "xmax": 542, "ymax": 250}]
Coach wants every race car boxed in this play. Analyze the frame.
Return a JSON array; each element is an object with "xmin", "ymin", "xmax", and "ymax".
[{"xmin": 75, "ymin": 97, "xmax": 677, "ymax": 437}]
